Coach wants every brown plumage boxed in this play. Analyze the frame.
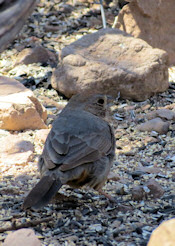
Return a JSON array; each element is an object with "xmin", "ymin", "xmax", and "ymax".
[{"xmin": 23, "ymin": 93, "xmax": 116, "ymax": 210}]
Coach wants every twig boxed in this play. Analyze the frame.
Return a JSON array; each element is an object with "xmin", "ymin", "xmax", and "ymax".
[{"xmin": 0, "ymin": 216, "xmax": 52, "ymax": 233}]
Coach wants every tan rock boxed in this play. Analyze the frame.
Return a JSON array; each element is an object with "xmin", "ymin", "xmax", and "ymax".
[
  {"xmin": 51, "ymin": 28, "xmax": 168, "ymax": 101},
  {"xmin": 0, "ymin": 135, "xmax": 34, "ymax": 165},
  {"xmin": 15, "ymin": 45, "xmax": 57, "ymax": 67},
  {"xmin": 137, "ymin": 118, "xmax": 170, "ymax": 134},
  {"xmin": 3, "ymin": 228, "xmax": 41, "ymax": 246},
  {"xmin": 115, "ymin": 0, "xmax": 175, "ymax": 65},
  {"xmin": 147, "ymin": 109, "xmax": 175, "ymax": 121},
  {"xmin": 148, "ymin": 219, "xmax": 175, "ymax": 246},
  {"xmin": 0, "ymin": 76, "xmax": 47, "ymax": 131}
]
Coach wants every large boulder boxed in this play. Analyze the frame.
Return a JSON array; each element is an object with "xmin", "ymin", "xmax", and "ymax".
[
  {"xmin": 115, "ymin": 0, "xmax": 175, "ymax": 65},
  {"xmin": 0, "ymin": 76, "xmax": 47, "ymax": 131},
  {"xmin": 51, "ymin": 28, "xmax": 168, "ymax": 101}
]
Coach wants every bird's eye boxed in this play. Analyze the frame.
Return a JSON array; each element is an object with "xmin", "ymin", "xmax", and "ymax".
[{"xmin": 97, "ymin": 98, "xmax": 104, "ymax": 105}]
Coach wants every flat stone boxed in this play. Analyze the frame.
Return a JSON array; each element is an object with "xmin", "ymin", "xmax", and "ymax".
[
  {"xmin": 146, "ymin": 109, "xmax": 175, "ymax": 121},
  {"xmin": 3, "ymin": 228, "xmax": 41, "ymax": 246},
  {"xmin": 0, "ymin": 135, "xmax": 34, "ymax": 165},
  {"xmin": 115, "ymin": 0, "xmax": 175, "ymax": 65},
  {"xmin": 51, "ymin": 28, "xmax": 168, "ymax": 101},
  {"xmin": 0, "ymin": 76, "xmax": 47, "ymax": 130},
  {"xmin": 137, "ymin": 118, "xmax": 170, "ymax": 134}
]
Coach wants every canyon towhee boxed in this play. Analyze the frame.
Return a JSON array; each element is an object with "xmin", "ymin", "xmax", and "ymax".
[{"xmin": 23, "ymin": 93, "xmax": 116, "ymax": 209}]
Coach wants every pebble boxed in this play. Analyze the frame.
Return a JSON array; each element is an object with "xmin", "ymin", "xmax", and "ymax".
[{"xmin": 89, "ymin": 224, "xmax": 103, "ymax": 232}]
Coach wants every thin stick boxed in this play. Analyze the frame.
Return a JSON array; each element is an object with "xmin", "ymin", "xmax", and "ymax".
[
  {"xmin": 99, "ymin": 0, "xmax": 106, "ymax": 28},
  {"xmin": 0, "ymin": 216, "xmax": 52, "ymax": 233}
]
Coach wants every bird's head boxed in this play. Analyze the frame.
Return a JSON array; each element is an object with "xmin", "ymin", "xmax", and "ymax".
[{"xmin": 66, "ymin": 93, "xmax": 112, "ymax": 118}]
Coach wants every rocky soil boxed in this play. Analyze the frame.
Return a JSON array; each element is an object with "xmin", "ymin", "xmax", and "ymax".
[{"xmin": 0, "ymin": 0, "xmax": 175, "ymax": 245}]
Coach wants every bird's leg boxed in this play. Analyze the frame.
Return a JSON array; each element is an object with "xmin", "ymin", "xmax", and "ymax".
[
  {"xmin": 98, "ymin": 189, "xmax": 116, "ymax": 202},
  {"xmin": 99, "ymin": 0, "xmax": 106, "ymax": 28}
]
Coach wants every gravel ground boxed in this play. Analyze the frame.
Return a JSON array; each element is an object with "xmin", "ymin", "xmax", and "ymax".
[{"xmin": 0, "ymin": 1, "xmax": 175, "ymax": 245}]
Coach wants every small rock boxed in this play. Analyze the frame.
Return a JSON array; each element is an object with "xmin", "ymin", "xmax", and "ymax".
[
  {"xmin": 15, "ymin": 45, "xmax": 57, "ymax": 67},
  {"xmin": 0, "ymin": 76, "xmax": 47, "ymax": 130},
  {"xmin": 0, "ymin": 135, "xmax": 34, "ymax": 165},
  {"xmin": 74, "ymin": 209, "xmax": 82, "ymax": 219},
  {"xmin": 172, "ymin": 173, "xmax": 175, "ymax": 182},
  {"xmin": 59, "ymin": 3, "xmax": 74, "ymax": 14},
  {"xmin": 64, "ymin": 235, "xmax": 78, "ymax": 242},
  {"xmin": 89, "ymin": 224, "xmax": 103, "ymax": 232},
  {"xmin": 131, "ymin": 170, "xmax": 145, "ymax": 180},
  {"xmin": 51, "ymin": 28, "xmax": 168, "ymax": 101},
  {"xmin": 170, "ymin": 156, "xmax": 175, "ymax": 162},
  {"xmin": 146, "ymin": 179, "xmax": 164, "ymax": 198},
  {"xmin": 131, "ymin": 185, "xmax": 145, "ymax": 201},
  {"xmin": 147, "ymin": 109, "xmax": 175, "ymax": 121},
  {"xmin": 3, "ymin": 228, "xmax": 41, "ymax": 246},
  {"xmin": 150, "ymin": 131, "xmax": 159, "ymax": 137},
  {"xmin": 124, "ymin": 150, "xmax": 136, "ymax": 156},
  {"xmin": 137, "ymin": 118, "xmax": 169, "ymax": 134},
  {"xmin": 115, "ymin": 183, "xmax": 128, "ymax": 195},
  {"xmin": 148, "ymin": 218, "xmax": 175, "ymax": 246},
  {"xmin": 111, "ymin": 220, "xmax": 121, "ymax": 229},
  {"xmin": 107, "ymin": 172, "xmax": 121, "ymax": 181}
]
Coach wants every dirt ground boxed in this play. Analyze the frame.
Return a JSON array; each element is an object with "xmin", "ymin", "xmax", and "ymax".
[{"xmin": 0, "ymin": 1, "xmax": 175, "ymax": 245}]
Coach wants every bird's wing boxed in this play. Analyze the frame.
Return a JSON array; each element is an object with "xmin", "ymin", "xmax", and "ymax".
[{"xmin": 43, "ymin": 114, "xmax": 113, "ymax": 172}]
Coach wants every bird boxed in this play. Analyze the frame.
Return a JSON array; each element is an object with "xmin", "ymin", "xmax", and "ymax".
[{"xmin": 23, "ymin": 93, "xmax": 116, "ymax": 210}]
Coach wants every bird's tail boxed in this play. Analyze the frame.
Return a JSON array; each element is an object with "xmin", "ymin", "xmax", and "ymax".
[{"xmin": 22, "ymin": 174, "xmax": 62, "ymax": 210}]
